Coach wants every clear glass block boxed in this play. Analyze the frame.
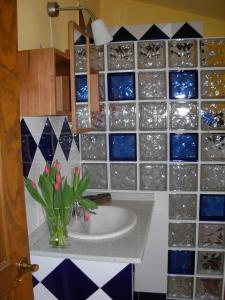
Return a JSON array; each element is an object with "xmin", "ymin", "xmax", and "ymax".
[
  {"xmin": 167, "ymin": 276, "xmax": 193, "ymax": 299},
  {"xmin": 138, "ymin": 71, "xmax": 167, "ymax": 99},
  {"xmin": 198, "ymin": 224, "xmax": 225, "ymax": 249},
  {"xmin": 91, "ymin": 104, "xmax": 106, "ymax": 131},
  {"xmin": 139, "ymin": 133, "xmax": 167, "ymax": 161},
  {"xmin": 109, "ymin": 103, "xmax": 136, "ymax": 131},
  {"xmin": 140, "ymin": 164, "xmax": 167, "ymax": 191},
  {"xmin": 201, "ymin": 101, "xmax": 225, "ymax": 130},
  {"xmin": 197, "ymin": 251, "xmax": 224, "ymax": 275},
  {"xmin": 201, "ymin": 164, "xmax": 225, "ymax": 191},
  {"xmin": 168, "ymin": 39, "xmax": 197, "ymax": 68},
  {"xmin": 170, "ymin": 164, "xmax": 198, "ymax": 191},
  {"xmin": 90, "ymin": 45, "xmax": 104, "ymax": 71},
  {"xmin": 137, "ymin": 40, "xmax": 166, "ymax": 69},
  {"xmin": 110, "ymin": 164, "xmax": 137, "ymax": 190},
  {"xmin": 99, "ymin": 74, "xmax": 105, "ymax": 101},
  {"xmin": 169, "ymin": 194, "xmax": 197, "ymax": 220},
  {"xmin": 107, "ymin": 42, "xmax": 135, "ymax": 70},
  {"xmin": 201, "ymin": 70, "xmax": 225, "ymax": 99},
  {"xmin": 169, "ymin": 223, "xmax": 196, "ymax": 247},
  {"xmin": 82, "ymin": 163, "xmax": 108, "ymax": 189},
  {"xmin": 139, "ymin": 102, "xmax": 167, "ymax": 130},
  {"xmin": 81, "ymin": 134, "xmax": 107, "ymax": 161},
  {"xmin": 196, "ymin": 278, "xmax": 223, "ymax": 300},
  {"xmin": 75, "ymin": 45, "xmax": 86, "ymax": 73},
  {"xmin": 76, "ymin": 105, "xmax": 89, "ymax": 129},
  {"xmin": 200, "ymin": 38, "xmax": 225, "ymax": 67},
  {"xmin": 170, "ymin": 102, "xmax": 198, "ymax": 130},
  {"xmin": 201, "ymin": 134, "xmax": 225, "ymax": 161}
]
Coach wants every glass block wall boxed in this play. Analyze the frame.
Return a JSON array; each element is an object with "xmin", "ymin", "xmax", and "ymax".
[{"xmin": 75, "ymin": 31, "xmax": 225, "ymax": 299}]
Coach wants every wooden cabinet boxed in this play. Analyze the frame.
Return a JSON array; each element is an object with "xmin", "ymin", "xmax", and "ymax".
[{"xmin": 18, "ymin": 48, "xmax": 71, "ymax": 116}]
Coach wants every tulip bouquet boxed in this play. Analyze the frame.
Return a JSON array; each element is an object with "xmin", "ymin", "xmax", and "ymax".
[{"xmin": 25, "ymin": 160, "xmax": 97, "ymax": 247}]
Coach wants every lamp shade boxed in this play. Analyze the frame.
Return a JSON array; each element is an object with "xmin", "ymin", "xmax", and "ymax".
[{"xmin": 91, "ymin": 19, "xmax": 113, "ymax": 46}]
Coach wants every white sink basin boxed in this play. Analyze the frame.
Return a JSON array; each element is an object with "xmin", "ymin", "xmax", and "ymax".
[{"xmin": 68, "ymin": 205, "xmax": 137, "ymax": 240}]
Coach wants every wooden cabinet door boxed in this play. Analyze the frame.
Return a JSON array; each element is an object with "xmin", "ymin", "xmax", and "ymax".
[{"xmin": 0, "ymin": 1, "xmax": 34, "ymax": 299}]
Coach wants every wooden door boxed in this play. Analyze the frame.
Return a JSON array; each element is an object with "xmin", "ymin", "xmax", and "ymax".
[{"xmin": 0, "ymin": 1, "xmax": 34, "ymax": 299}]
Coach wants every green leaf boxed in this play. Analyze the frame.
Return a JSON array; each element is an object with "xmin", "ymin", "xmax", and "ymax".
[
  {"xmin": 38, "ymin": 174, "xmax": 53, "ymax": 208},
  {"xmin": 76, "ymin": 173, "xmax": 90, "ymax": 196},
  {"xmin": 78, "ymin": 197, "xmax": 98, "ymax": 211},
  {"xmin": 25, "ymin": 178, "xmax": 46, "ymax": 207}
]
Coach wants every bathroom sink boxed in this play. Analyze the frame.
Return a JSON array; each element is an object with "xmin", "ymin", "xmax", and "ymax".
[{"xmin": 68, "ymin": 205, "xmax": 137, "ymax": 240}]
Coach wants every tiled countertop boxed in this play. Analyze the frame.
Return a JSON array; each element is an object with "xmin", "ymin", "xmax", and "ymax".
[{"xmin": 29, "ymin": 200, "xmax": 154, "ymax": 264}]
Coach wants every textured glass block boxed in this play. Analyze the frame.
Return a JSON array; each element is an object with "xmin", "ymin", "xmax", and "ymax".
[
  {"xmin": 139, "ymin": 102, "xmax": 167, "ymax": 130},
  {"xmin": 140, "ymin": 164, "xmax": 167, "ymax": 191},
  {"xmin": 110, "ymin": 164, "xmax": 137, "ymax": 190},
  {"xmin": 107, "ymin": 42, "xmax": 134, "ymax": 70},
  {"xmin": 170, "ymin": 164, "xmax": 198, "ymax": 191},
  {"xmin": 82, "ymin": 163, "xmax": 107, "ymax": 189},
  {"xmin": 201, "ymin": 70, "xmax": 225, "ymax": 99},
  {"xmin": 169, "ymin": 223, "xmax": 196, "ymax": 247},
  {"xmin": 168, "ymin": 250, "xmax": 195, "ymax": 275},
  {"xmin": 169, "ymin": 194, "xmax": 197, "ymax": 220},
  {"xmin": 74, "ymin": 45, "xmax": 86, "ymax": 73},
  {"xmin": 201, "ymin": 134, "xmax": 225, "ymax": 161},
  {"xmin": 108, "ymin": 72, "xmax": 135, "ymax": 100},
  {"xmin": 76, "ymin": 75, "xmax": 88, "ymax": 102},
  {"xmin": 109, "ymin": 103, "xmax": 136, "ymax": 131},
  {"xmin": 200, "ymin": 195, "xmax": 225, "ymax": 222},
  {"xmin": 170, "ymin": 133, "xmax": 198, "ymax": 162},
  {"xmin": 200, "ymin": 38, "xmax": 225, "ymax": 67},
  {"xmin": 90, "ymin": 45, "xmax": 104, "ymax": 71},
  {"xmin": 196, "ymin": 278, "xmax": 222, "ymax": 300},
  {"xmin": 138, "ymin": 71, "xmax": 166, "ymax": 99},
  {"xmin": 167, "ymin": 276, "xmax": 193, "ymax": 299},
  {"xmin": 168, "ymin": 39, "xmax": 197, "ymax": 68},
  {"xmin": 109, "ymin": 134, "xmax": 136, "ymax": 161},
  {"xmin": 76, "ymin": 105, "xmax": 89, "ymax": 129},
  {"xmin": 201, "ymin": 102, "xmax": 225, "ymax": 130},
  {"xmin": 99, "ymin": 74, "xmax": 105, "ymax": 101},
  {"xmin": 137, "ymin": 40, "xmax": 166, "ymax": 69},
  {"xmin": 139, "ymin": 133, "xmax": 167, "ymax": 161},
  {"xmin": 197, "ymin": 251, "xmax": 224, "ymax": 275},
  {"xmin": 91, "ymin": 104, "xmax": 106, "ymax": 131},
  {"xmin": 201, "ymin": 164, "xmax": 225, "ymax": 191},
  {"xmin": 198, "ymin": 224, "xmax": 225, "ymax": 249},
  {"xmin": 170, "ymin": 102, "xmax": 198, "ymax": 130},
  {"xmin": 169, "ymin": 70, "xmax": 198, "ymax": 99},
  {"xmin": 81, "ymin": 134, "xmax": 106, "ymax": 161}
]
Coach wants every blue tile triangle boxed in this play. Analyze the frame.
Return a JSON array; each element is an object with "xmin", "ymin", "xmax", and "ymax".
[
  {"xmin": 172, "ymin": 22, "xmax": 202, "ymax": 39},
  {"xmin": 20, "ymin": 118, "xmax": 37, "ymax": 177},
  {"xmin": 38, "ymin": 118, "xmax": 58, "ymax": 164},
  {"xmin": 32, "ymin": 275, "xmax": 39, "ymax": 287},
  {"xmin": 41, "ymin": 259, "xmax": 99, "ymax": 300},
  {"xmin": 102, "ymin": 264, "xmax": 133, "ymax": 300},
  {"xmin": 140, "ymin": 25, "xmax": 169, "ymax": 40},
  {"xmin": 112, "ymin": 27, "xmax": 137, "ymax": 42},
  {"xmin": 74, "ymin": 134, "xmax": 80, "ymax": 151},
  {"xmin": 59, "ymin": 118, "xmax": 73, "ymax": 160}
]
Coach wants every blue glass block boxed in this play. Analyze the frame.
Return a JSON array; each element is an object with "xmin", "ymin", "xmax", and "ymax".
[
  {"xmin": 76, "ymin": 75, "xmax": 88, "ymax": 102},
  {"xmin": 170, "ymin": 133, "xmax": 198, "ymax": 161},
  {"xmin": 109, "ymin": 133, "xmax": 137, "ymax": 161},
  {"xmin": 169, "ymin": 70, "xmax": 198, "ymax": 99},
  {"xmin": 108, "ymin": 72, "xmax": 135, "ymax": 101},
  {"xmin": 168, "ymin": 250, "xmax": 195, "ymax": 275},
  {"xmin": 200, "ymin": 195, "xmax": 225, "ymax": 221}
]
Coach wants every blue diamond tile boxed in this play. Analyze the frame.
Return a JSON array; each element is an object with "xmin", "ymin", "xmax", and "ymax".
[
  {"xmin": 38, "ymin": 118, "xmax": 58, "ymax": 164},
  {"xmin": 76, "ymin": 75, "xmax": 88, "ymax": 102},
  {"xmin": 108, "ymin": 72, "xmax": 136, "ymax": 101},
  {"xmin": 20, "ymin": 118, "xmax": 37, "ymax": 177},
  {"xmin": 32, "ymin": 275, "xmax": 39, "ymax": 288},
  {"xmin": 74, "ymin": 134, "xmax": 80, "ymax": 151},
  {"xmin": 168, "ymin": 250, "xmax": 195, "ymax": 275},
  {"xmin": 170, "ymin": 133, "xmax": 198, "ymax": 161},
  {"xmin": 59, "ymin": 118, "xmax": 73, "ymax": 160},
  {"xmin": 109, "ymin": 133, "xmax": 137, "ymax": 161},
  {"xmin": 200, "ymin": 194, "xmax": 225, "ymax": 221},
  {"xmin": 41, "ymin": 259, "xmax": 98, "ymax": 300},
  {"xmin": 172, "ymin": 22, "xmax": 202, "ymax": 39},
  {"xmin": 102, "ymin": 265, "xmax": 133, "ymax": 300},
  {"xmin": 169, "ymin": 70, "xmax": 198, "ymax": 99}
]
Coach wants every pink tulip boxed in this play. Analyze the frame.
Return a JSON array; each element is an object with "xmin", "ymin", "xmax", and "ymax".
[
  {"xmin": 55, "ymin": 172, "xmax": 61, "ymax": 184},
  {"xmin": 44, "ymin": 165, "xmax": 50, "ymax": 175},
  {"xmin": 30, "ymin": 180, "xmax": 37, "ymax": 189},
  {"xmin": 74, "ymin": 167, "xmax": 80, "ymax": 176},
  {"xmin": 54, "ymin": 182, "xmax": 60, "ymax": 191},
  {"xmin": 55, "ymin": 161, "xmax": 61, "ymax": 172}
]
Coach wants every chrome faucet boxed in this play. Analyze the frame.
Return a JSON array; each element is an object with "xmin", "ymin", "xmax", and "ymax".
[{"xmin": 72, "ymin": 202, "xmax": 84, "ymax": 219}]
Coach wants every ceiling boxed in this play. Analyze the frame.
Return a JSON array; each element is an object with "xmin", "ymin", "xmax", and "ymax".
[{"xmin": 135, "ymin": 0, "xmax": 225, "ymax": 21}]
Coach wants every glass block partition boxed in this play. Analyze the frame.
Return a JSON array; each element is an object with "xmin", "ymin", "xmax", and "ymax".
[{"xmin": 76, "ymin": 37, "xmax": 225, "ymax": 300}]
